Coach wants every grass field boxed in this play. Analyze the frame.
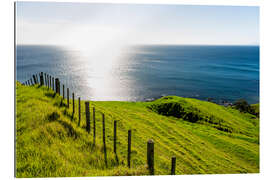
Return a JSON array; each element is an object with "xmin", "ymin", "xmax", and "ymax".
[{"xmin": 16, "ymin": 82, "xmax": 259, "ymax": 177}]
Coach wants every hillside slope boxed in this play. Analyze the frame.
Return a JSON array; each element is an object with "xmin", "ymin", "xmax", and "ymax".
[{"xmin": 16, "ymin": 82, "xmax": 259, "ymax": 177}]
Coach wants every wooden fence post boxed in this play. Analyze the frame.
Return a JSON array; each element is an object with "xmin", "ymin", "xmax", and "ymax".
[
  {"xmin": 50, "ymin": 76, "xmax": 51, "ymax": 89},
  {"xmin": 147, "ymin": 139, "xmax": 154, "ymax": 175},
  {"xmin": 78, "ymin": 97, "xmax": 81, "ymax": 126},
  {"xmin": 72, "ymin": 92, "xmax": 75, "ymax": 115},
  {"xmin": 39, "ymin": 72, "xmax": 43, "ymax": 86},
  {"xmin": 30, "ymin": 78, "xmax": 33, "ymax": 85},
  {"xmin": 128, "ymin": 130, "xmax": 131, "ymax": 168},
  {"xmin": 35, "ymin": 74, "xmax": 38, "ymax": 84},
  {"xmin": 45, "ymin": 73, "xmax": 48, "ymax": 87},
  {"xmin": 114, "ymin": 120, "xmax": 117, "ymax": 154},
  {"xmin": 67, "ymin": 88, "xmax": 69, "ymax": 108},
  {"xmin": 171, "ymin": 156, "xmax": 176, "ymax": 175},
  {"xmin": 62, "ymin": 84, "xmax": 65, "ymax": 99},
  {"xmin": 35, "ymin": 75, "xmax": 38, "ymax": 84},
  {"xmin": 47, "ymin": 75, "xmax": 49, "ymax": 88},
  {"xmin": 93, "ymin": 107, "xmax": 96, "ymax": 145},
  {"xmin": 54, "ymin": 78, "xmax": 58, "ymax": 94},
  {"xmin": 44, "ymin": 73, "xmax": 46, "ymax": 86},
  {"xmin": 55, "ymin": 78, "xmax": 60, "ymax": 95},
  {"xmin": 85, "ymin": 102, "xmax": 90, "ymax": 133},
  {"xmin": 52, "ymin": 77, "xmax": 54, "ymax": 91},
  {"xmin": 47, "ymin": 74, "xmax": 50, "ymax": 89},
  {"xmin": 58, "ymin": 80, "xmax": 60, "ymax": 94},
  {"xmin": 34, "ymin": 74, "xmax": 37, "ymax": 84},
  {"xmin": 32, "ymin": 75, "xmax": 36, "ymax": 84},
  {"xmin": 46, "ymin": 74, "xmax": 48, "ymax": 87},
  {"xmin": 58, "ymin": 81, "xmax": 60, "ymax": 95},
  {"xmin": 46, "ymin": 74, "xmax": 48, "ymax": 88},
  {"xmin": 102, "ymin": 113, "xmax": 108, "ymax": 167},
  {"xmin": 35, "ymin": 75, "xmax": 37, "ymax": 84},
  {"xmin": 45, "ymin": 73, "xmax": 47, "ymax": 87}
]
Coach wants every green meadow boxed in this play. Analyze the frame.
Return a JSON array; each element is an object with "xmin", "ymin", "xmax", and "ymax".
[{"xmin": 16, "ymin": 82, "xmax": 259, "ymax": 177}]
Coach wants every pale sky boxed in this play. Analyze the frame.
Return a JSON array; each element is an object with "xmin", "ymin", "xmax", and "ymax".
[{"xmin": 16, "ymin": 2, "xmax": 259, "ymax": 47}]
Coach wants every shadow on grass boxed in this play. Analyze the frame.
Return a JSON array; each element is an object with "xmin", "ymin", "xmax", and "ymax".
[
  {"xmin": 57, "ymin": 120, "xmax": 78, "ymax": 139},
  {"xmin": 47, "ymin": 111, "xmax": 60, "ymax": 122},
  {"xmin": 46, "ymin": 111, "xmax": 78, "ymax": 139},
  {"xmin": 45, "ymin": 92, "xmax": 56, "ymax": 98}
]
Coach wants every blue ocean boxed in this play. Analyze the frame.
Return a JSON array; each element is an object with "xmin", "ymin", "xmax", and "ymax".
[{"xmin": 16, "ymin": 45, "xmax": 259, "ymax": 104}]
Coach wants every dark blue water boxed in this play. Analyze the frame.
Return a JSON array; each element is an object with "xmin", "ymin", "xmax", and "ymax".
[{"xmin": 16, "ymin": 45, "xmax": 259, "ymax": 104}]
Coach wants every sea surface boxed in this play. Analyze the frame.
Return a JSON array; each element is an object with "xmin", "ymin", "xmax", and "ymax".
[{"xmin": 16, "ymin": 45, "xmax": 259, "ymax": 104}]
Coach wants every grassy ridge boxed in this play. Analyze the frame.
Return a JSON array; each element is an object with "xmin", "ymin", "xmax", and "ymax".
[{"xmin": 16, "ymin": 82, "xmax": 259, "ymax": 177}]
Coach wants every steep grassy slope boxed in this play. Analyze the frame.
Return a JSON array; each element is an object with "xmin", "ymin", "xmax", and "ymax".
[{"xmin": 16, "ymin": 82, "xmax": 259, "ymax": 177}]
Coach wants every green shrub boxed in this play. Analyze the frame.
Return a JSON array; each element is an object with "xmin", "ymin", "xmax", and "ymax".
[
  {"xmin": 233, "ymin": 99, "xmax": 260, "ymax": 117},
  {"xmin": 148, "ymin": 102, "xmax": 200, "ymax": 123},
  {"xmin": 233, "ymin": 99, "xmax": 251, "ymax": 113}
]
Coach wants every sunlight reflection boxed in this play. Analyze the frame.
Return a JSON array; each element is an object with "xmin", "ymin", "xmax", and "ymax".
[{"xmin": 62, "ymin": 25, "xmax": 130, "ymax": 100}]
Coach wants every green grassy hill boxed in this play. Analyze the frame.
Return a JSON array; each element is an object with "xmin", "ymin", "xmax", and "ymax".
[{"xmin": 16, "ymin": 82, "xmax": 259, "ymax": 177}]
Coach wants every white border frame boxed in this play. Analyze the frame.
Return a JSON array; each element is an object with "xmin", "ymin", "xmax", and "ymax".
[{"xmin": 1, "ymin": 0, "xmax": 269, "ymax": 180}]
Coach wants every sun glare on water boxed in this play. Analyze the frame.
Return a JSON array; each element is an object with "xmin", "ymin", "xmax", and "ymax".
[{"xmin": 62, "ymin": 25, "xmax": 132, "ymax": 100}]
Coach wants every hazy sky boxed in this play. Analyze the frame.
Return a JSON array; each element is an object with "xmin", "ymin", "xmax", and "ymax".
[{"xmin": 16, "ymin": 2, "xmax": 259, "ymax": 46}]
